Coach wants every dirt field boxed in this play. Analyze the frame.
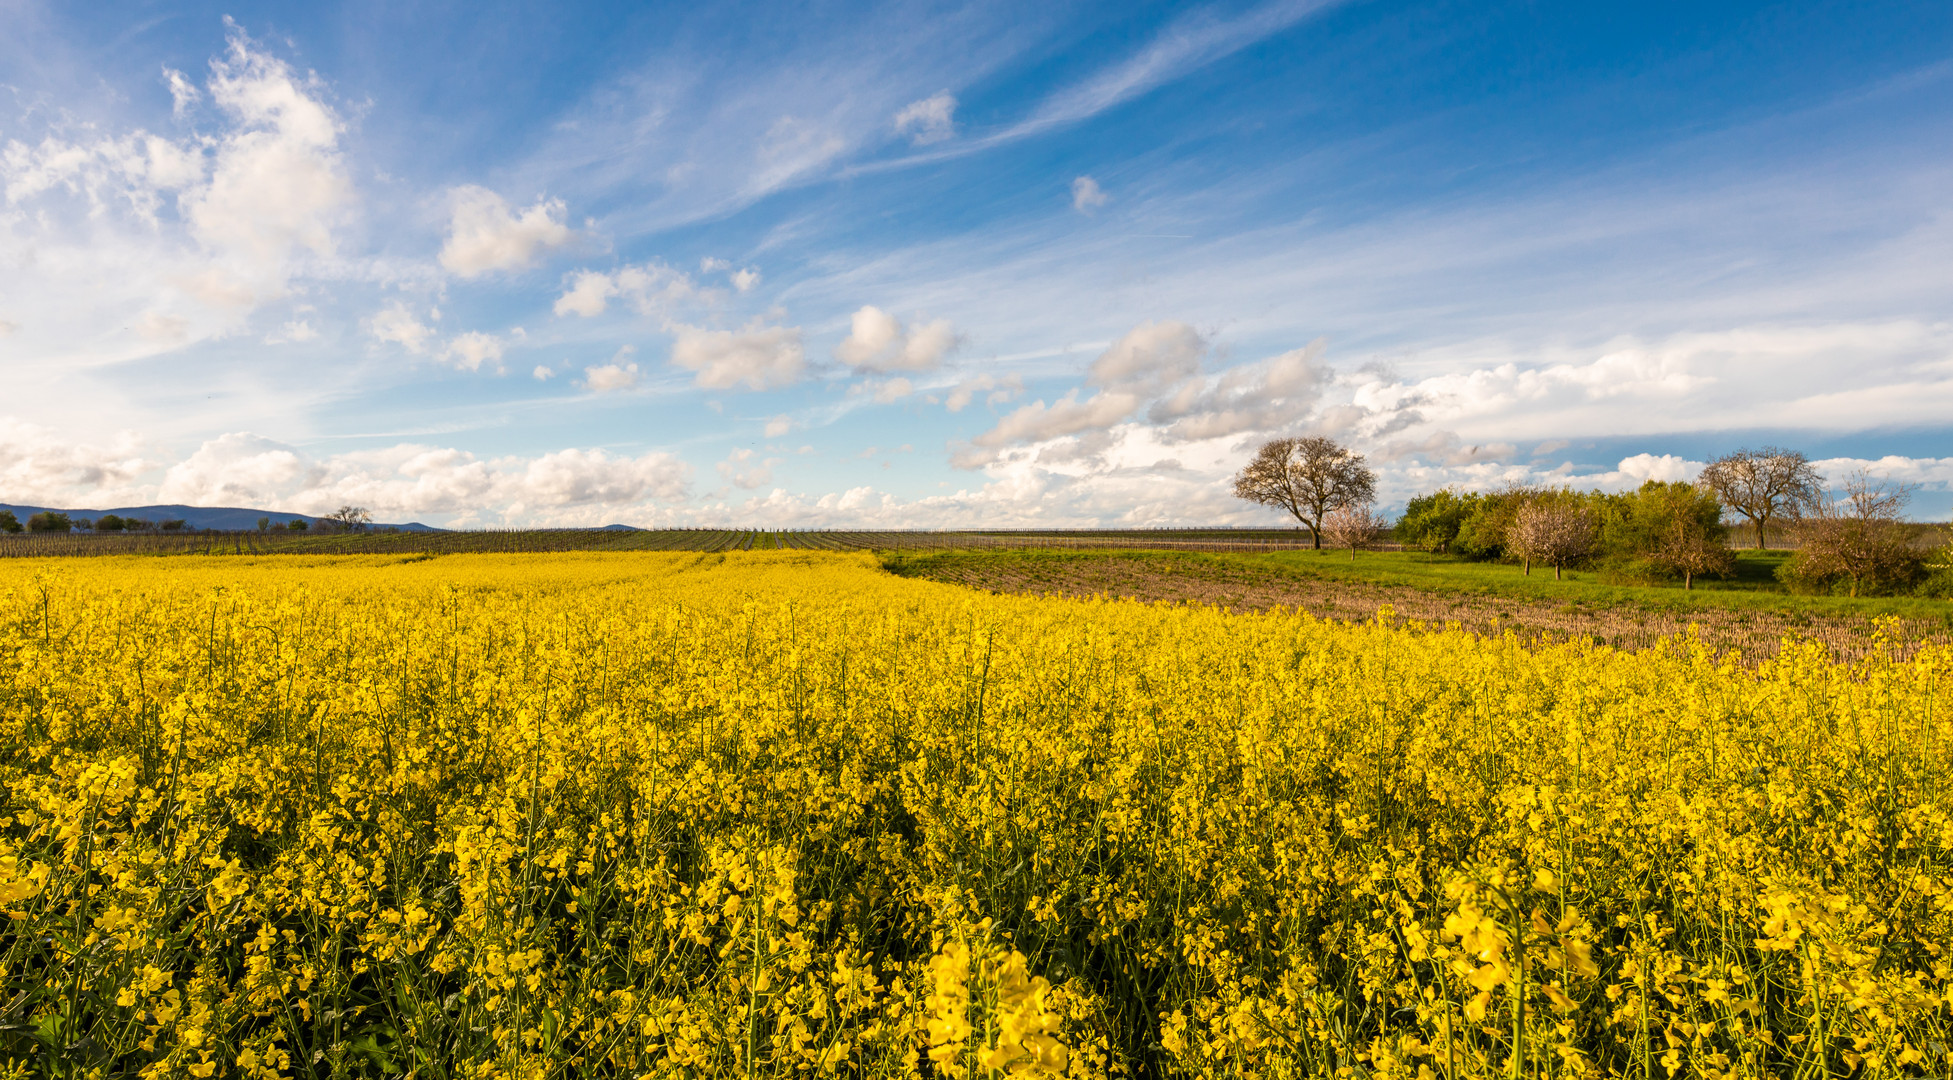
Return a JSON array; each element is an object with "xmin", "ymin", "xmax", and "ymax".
[{"xmin": 895, "ymin": 552, "xmax": 1953, "ymax": 664}]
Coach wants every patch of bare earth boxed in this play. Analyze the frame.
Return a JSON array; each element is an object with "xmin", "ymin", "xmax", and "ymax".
[{"xmin": 909, "ymin": 555, "xmax": 1952, "ymax": 664}]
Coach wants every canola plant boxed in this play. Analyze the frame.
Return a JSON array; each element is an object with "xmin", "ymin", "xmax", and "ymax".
[{"xmin": 0, "ymin": 551, "xmax": 1947, "ymax": 1079}]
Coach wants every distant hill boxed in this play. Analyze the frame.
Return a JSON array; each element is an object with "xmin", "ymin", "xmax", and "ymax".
[{"xmin": 0, "ymin": 502, "xmax": 440, "ymax": 533}]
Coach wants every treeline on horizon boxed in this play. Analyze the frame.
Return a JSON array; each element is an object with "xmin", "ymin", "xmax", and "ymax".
[{"xmin": 1393, "ymin": 478, "xmax": 1950, "ymax": 599}]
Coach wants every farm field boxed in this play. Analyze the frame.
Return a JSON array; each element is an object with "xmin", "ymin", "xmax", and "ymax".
[
  {"xmin": 0, "ymin": 528, "xmax": 1323, "ymax": 559},
  {"xmin": 1, "ymin": 550, "xmax": 1950, "ymax": 1077},
  {"xmin": 891, "ymin": 549, "xmax": 1953, "ymax": 663}
]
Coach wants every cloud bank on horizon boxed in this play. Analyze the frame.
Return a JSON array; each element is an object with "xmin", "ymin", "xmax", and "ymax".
[{"xmin": 2, "ymin": 0, "xmax": 1951, "ymax": 527}]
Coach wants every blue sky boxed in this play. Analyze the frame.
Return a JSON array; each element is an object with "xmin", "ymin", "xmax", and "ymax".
[{"xmin": 3, "ymin": 0, "xmax": 1950, "ymax": 526}]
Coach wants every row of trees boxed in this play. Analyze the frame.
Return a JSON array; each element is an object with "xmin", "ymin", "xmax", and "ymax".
[{"xmin": 1233, "ymin": 440, "xmax": 1942, "ymax": 596}]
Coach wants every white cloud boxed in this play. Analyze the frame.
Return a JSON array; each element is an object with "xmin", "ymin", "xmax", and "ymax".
[
  {"xmin": 553, "ymin": 261, "xmax": 706, "ymax": 318},
  {"xmin": 944, "ymin": 373, "xmax": 1026, "ymax": 412},
  {"xmin": 670, "ymin": 321, "xmax": 805, "ymax": 390},
  {"xmin": 158, "ymin": 431, "xmax": 314, "ymax": 506},
  {"xmin": 583, "ymin": 347, "xmax": 641, "ymax": 393},
  {"xmin": 438, "ymin": 185, "xmax": 577, "ymax": 277},
  {"xmin": 164, "ymin": 67, "xmax": 201, "ymax": 117},
  {"xmin": 893, "ymin": 93, "xmax": 957, "ymax": 145},
  {"xmin": 0, "ymin": 26, "xmax": 353, "ymax": 368},
  {"xmin": 442, "ymin": 331, "xmax": 505, "ymax": 373},
  {"xmin": 872, "ymin": 377, "xmax": 914, "ymax": 403},
  {"xmin": 1071, "ymin": 175, "xmax": 1108, "ymax": 212},
  {"xmin": 1087, "ymin": 320, "xmax": 1202, "ymax": 393},
  {"xmin": 834, "ymin": 305, "xmax": 959, "ymax": 372},
  {"xmin": 764, "ymin": 414, "xmax": 795, "ymax": 437},
  {"xmin": 718, "ymin": 447, "xmax": 781, "ymax": 489},
  {"xmin": 1146, "ymin": 340, "xmax": 1328, "ymax": 441},
  {"xmin": 367, "ymin": 302, "xmax": 437, "ymax": 354},
  {"xmin": 730, "ymin": 267, "xmax": 760, "ymax": 292},
  {"xmin": 960, "ymin": 320, "xmax": 1208, "ymax": 463},
  {"xmin": 533, "ymin": 364, "xmax": 555, "ymax": 380},
  {"xmin": 264, "ymin": 318, "xmax": 318, "ymax": 344},
  {"xmin": 0, "ymin": 320, "xmax": 17, "ymax": 337},
  {"xmin": 182, "ymin": 28, "xmax": 353, "ymax": 299},
  {"xmin": 554, "ymin": 269, "xmax": 618, "ymax": 317},
  {"xmin": 0, "ymin": 417, "xmax": 152, "ymax": 507},
  {"xmin": 143, "ymin": 431, "xmax": 693, "ymax": 522}
]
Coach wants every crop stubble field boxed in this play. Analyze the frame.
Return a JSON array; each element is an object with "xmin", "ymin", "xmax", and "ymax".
[
  {"xmin": 0, "ymin": 550, "xmax": 1949, "ymax": 1078},
  {"xmin": 889, "ymin": 551, "xmax": 1953, "ymax": 665}
]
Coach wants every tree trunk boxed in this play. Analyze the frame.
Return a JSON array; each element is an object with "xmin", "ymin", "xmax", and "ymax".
[
  {"xmin": 1554, "ymin": 564, "xmax": 1562, "ymax": 581},
  {"xmin": 1523, "ymin": 558, "xmax": 1531, "ymax": 576},
  {"xmin": 1683, "ymin": 570, "xmax": 1692, "ymax": 590},
  {"xmin": 1310, "ymin": 518, "xmax": 1322, "ymax": 550},
  {"xmin": 1755, "ymin": 516, "xmax": 1767, "ymax": 550}
]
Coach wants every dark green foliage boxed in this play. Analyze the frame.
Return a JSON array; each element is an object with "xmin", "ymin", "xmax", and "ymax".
[
  {"xmin": 1395, "ymin": 489, "xmax": 1480, "ymax": 553},
  {"xmin": 0, "ymin": 510, "xmax": 19, "ymax": 534},
  {"xmin": 26, "ymin": 511, "xmax": 72, "ymax": 533}
]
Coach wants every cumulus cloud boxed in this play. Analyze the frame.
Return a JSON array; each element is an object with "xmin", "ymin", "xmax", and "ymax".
[
  {"xmin": 944, "ymin": 373, "xmax": 1026, "ymax": 412},
  {"xmin": 834, "ymin": 305, "xmax": 959, "ymax": 373},
  {"xmin": 0, "ymin": 417, "xmax": 152, "ymax": 507},
  {"xmin": 263, "ymin": 318, "xmax": 318, "ymax": 344},
  {"xmin": 764, "ymin": 415, "xmax": 796, "ymax": 437},
  {"xmin": 701, "ymin": 258, "xmax": 761, "ymax": 292},
  {"xmin": 0, "ymin": 320, "xmax": 17, "ymax": 337},
  {"xmin": 718, "ymin": 447, "xmax": 781, "ymax": 489},
  {"xmin": 1146, "ymin": 339, "xmax": 1328, "ymax": 441},
  {"xmin": 179, "ymin": 29, "xmax": 353, "ymax": 299},
  {"xmin": 960, "ymin": 320, "xmax": 1206, "ymax": 463},
  {"xmin": 158, "ymin": 431, "xmax": 315, "ymax": 506},
  {"xmin": 533, "ymin": 364, "xmax": 555, "ymax": 380},
  {"xmin": 139, "ymin": 430, "xmax": 693, "ymax": 522},
  {"xmin": 582, "ymin": 348, "xmax": 641, "ymax": 393},
  {"xmin": 367, "ymin": 301, "xmax": 437, "ymax": 353},
  {"xmin": 442, "ymin": 331, "xmax": 504, "ymax": 373},
  {"xmin": 670, "ymin": 321, "xmax": 805, "ymax": 390},
  {"xmin": 438, "ymin": 186, "xmax": 577, "ymax": 277},
  {"xmin": 0, "ymin": 25, "xmax": 352, "ymax": 363},
  {"xmin": 1071, "ymin": 175, "xmax": 1108, "ymax": 212},
  {"xmin": 893, "ymin": 92, "xmax": 957, "ymax": 144},
  {"xmin": 871, "ymin": 377, "xmax": 914, "ymax": 403},
  {"xmin": 553, "ymin": 262, "xmax": 705, "ymax": 318}
]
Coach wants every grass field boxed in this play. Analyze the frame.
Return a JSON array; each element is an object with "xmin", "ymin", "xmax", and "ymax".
[{"xmin": 2, "ymin": 550, "xmax": 1950, "ymax": 1078}]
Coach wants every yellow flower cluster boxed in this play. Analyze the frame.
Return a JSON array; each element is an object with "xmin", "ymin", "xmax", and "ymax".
[{"xmin": 0, "ymin": 551, "xmax": 1948, "ymax": 1078}]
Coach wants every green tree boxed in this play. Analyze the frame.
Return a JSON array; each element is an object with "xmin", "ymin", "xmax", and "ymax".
[
  {"xmin": 0, "ymin": 510, "xmax": 19, "ymax": 534},
  {"xmin": 96, "ymin": 514, "xmax": 127, "ymax": 532},
  {"xmin": 26, "ymin": 512, "xmax": 72, "ymax": 533},
  {"xmin": 1632, "ymin": 482, "xmax": 1734, "ymax": 589},
  {"xmin": 1395, "ymin": 489, "xmax": 1479, "ymax": 553}
]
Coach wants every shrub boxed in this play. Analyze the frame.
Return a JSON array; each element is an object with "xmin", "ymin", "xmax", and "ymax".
[{"xmin": 1778, "ymin": 473, "xmax": 1926, "ymax": 597}]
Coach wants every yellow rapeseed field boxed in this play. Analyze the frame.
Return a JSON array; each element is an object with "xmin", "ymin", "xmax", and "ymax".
[{"xmin": 0, "ymin": 550, "xmax": 1948, "ymax": 1079}]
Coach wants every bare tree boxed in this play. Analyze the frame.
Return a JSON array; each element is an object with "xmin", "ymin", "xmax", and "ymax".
[
  {"xmin": 1785, "ymin": 472, "xmax": 1925, "ymax": 597},
  {"xmin": 323, "ymin": 506, "xmax": 373, "ymax": 533},
  {"xmin": 1698, "ymin": 447, "xmax": 1823, "ymax": 549},
  {"xmin": 1507, "ymin": 501, "xmax": 1593, "ymax": 580},
  {"xmin": 1321, "ymin": 505, "xmax": 1389, "ymax": 560},
  {"xmin": 1232, "ymin": 437, "xmax": 1377, "ymax": 549}
]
